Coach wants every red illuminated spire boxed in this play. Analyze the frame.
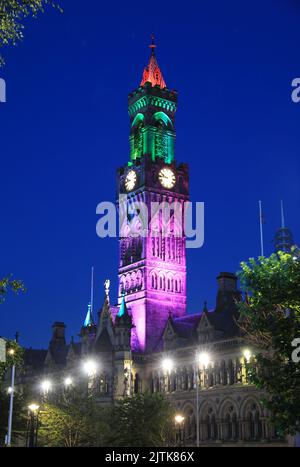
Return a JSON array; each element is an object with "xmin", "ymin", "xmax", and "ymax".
[{"xmin": 140, "ymin": 34, "xmax": 167, "ymax": 89}]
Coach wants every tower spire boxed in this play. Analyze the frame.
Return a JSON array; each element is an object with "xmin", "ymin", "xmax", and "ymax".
[
  {"xmin": 140, "ymin": 35, "xmax": 167, "ymax": 88},
  {"xmin": 274, "ymin": 200, "xmax": 294, "ymax": 253},
  {"xmin": 280, "ymin": 200, "xmax": 285, "ymax": 229}
]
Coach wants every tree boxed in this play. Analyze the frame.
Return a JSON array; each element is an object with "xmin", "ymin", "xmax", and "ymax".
[
  {"xmin": 237, "ymin": 251, "xmax": 300, "ymax": 436},
  {"xmin": 0, "ymin": 339, "xmax": 24, "ymax": 380},
  {"xmin": 0, "ymin": 275, "xmax": 25, "ymax": 303},
  {"xmin": 38, "ymin": 390, "xmax": 110, "ymax": 447},
  {"xmin": 0, "ymin": 386, "xmax": 27, "ymax": 446},
  {"xmin": 0, "ymin": 0, "xmax": 62, "ymax": 66},
  {"xmin": 105, "ymin": 392, "xmax": 175, "ymax": 447}
]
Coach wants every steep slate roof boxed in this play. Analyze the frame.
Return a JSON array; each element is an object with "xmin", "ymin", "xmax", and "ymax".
[{"xmin": 172, "ymin": 314, "xmax": 201, "ymax": 339}]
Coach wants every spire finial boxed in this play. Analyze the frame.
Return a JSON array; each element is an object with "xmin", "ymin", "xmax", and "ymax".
[
  {"xmin": 104, "ymin": 279, "xmax": 110, "ymax": 299},
  {"xmin": 280, "ymin": 200, "xmax": 285, "ymax": 229},
  {"xmin": 149, "ymin": 33, "xmax": 156, "ymax": 54}
]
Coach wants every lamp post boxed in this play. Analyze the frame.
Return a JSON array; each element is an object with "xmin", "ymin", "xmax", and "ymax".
[
  {"xmin": 195, "ymin": 352, "xmax": 210, "ymax": 447},
  {"xmin": 26, "ymin": 404, "xmax": 40, "ymax": 448},
  {"xmin": 40, "ymin": 379, "xmax": 52, "ymax": 402},
  {"xmin": 174, "ymin": 414, "xmax": 185, "ymax": 447},
  {"xmin": 161, "ymin": 358, "xmax": 174, "ymax": 392},
  {"xmin": 6, "ymin": 332, "xmax": 18, "ymax": 447}
]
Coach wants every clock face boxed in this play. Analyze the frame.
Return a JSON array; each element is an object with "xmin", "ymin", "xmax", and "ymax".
[
  {"xmin": 158, "ymin": 167, "xmax": 176, "ymax": 189},
  {"xmin": 125, "ymin": 170, "xmax": 137, "ymax": 191}
]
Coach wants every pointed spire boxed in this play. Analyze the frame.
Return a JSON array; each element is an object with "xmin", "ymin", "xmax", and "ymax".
[
  {"xmin": 280, "ymin": 200, "xmax": 285, "ymax": 229},
  {"xmin": 83, "ymin": 303, "xmax": 94, "ymax": 327},
  {"xmin": 203, "ymin": 300, "xmax": 208, "ymax": 313},
  {"xmin": 117, "ymin": 291, "xmax": 127, "ymax": 318},
  {"xmin": 140, "ymin": 35, "xmax": 167, "ymax": 89}
]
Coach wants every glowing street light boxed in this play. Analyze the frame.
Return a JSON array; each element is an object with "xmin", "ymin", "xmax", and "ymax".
[
  {"xmin": 161, "ymin": 358, "xmax": 174, "ymax": 373},
  {"xmin": 28, "ymin": 403, "xmax": 40, "ymax": 413},
  {"xmin": 174, "ymin": 414, "xmax": 185, "ymax": 447},
  {"xmin": 41, "ymin": 379, "xmax": 52, "ymax": 393},
  {"xmin": 64, "ymin": 377, "xmax": 73, "ymax": 387},
  {"xmin": 243, "ymin": 349, "xmax": 252, "ymax": 363},
  {"xmin": 7, "ymin": 348, "xmax": 15, "ymax": 356},
  {"xmin": 198, "ymin": 352, "xmax": 210, "ymax": 368},
  {"xmin": 7, "ymin": 387, "xmax": 13, "ymax": 394},
  {"xmin": 83, "ymin": 359, "xmax": 98, "ymax": 377},
  {"xmin": 27, "ymin": 404, "xmax": 40, "ymax": 447},
  {"xmin": 174, "ymin": 414, "xmax": 185, "ymax": 424}
]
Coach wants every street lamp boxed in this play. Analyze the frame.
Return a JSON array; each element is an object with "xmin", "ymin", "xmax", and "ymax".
[
  {"xmin": 83, "ymin": 359, "xmax": 98, "ymax": 377},
  {"xmin": 161, "ymin": 358, "xmax": 174, "ymax": 373},
  {"xmin": 243, "ymin": 349, "xmax": 252, "ymax": 363},
  {"xmin": 195, "ymin": 351, "xmax": 211, "ymax": 447},
  {"xmin": 41, "ymin": 379, "xmax": 52, "ymax": 393},
  {"xmin": 174, "ymin": 414, "xmax": 185, "ymax": 447},
  {"xmin": 64, "ymin": 377, "xmax": 73, "ymax": 387},
  {"xmin": 198, "ymin": 352, "xmax": 210, "ymax": 368},
  {"xmin": 161, "ymin": 358, "xmax": 174, "ymax": 393},
  {"xmin": 26, "ymin": 404, "xmax": 40, "ymax": 447}
]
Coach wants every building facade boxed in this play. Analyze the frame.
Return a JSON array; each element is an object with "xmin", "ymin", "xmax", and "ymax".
[{"xmin": 22, "ymin": 41, "xmax": 286, "ymax": 446}]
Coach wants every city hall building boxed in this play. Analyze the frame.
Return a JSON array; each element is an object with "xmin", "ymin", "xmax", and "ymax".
[{"xmin": 23, "ymin": 40, "xmax": 286, "ymax": 446}]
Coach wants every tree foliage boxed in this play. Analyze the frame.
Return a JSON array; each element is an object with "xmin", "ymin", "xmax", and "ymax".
[
  {"xmin": 105, "ymin": 393, "xmax": 175, "ymax": 447},
  {"xmin": 0, "ymin": 340, "xmax": 24, "ymax": 380},
  {"xmin": 0, "ymin": 0, "xmax": 61, "ymax": 66},
  {"xmin": 38, "ymin": 391, "xmax": 175, "ymax": 447},
  {"xmin": 38, "ymin": 390, "xmax": 110, "ymax": 447},
  {"xmin": 0, "ymin": 275, "xmax": 25, "ymax": 303},
  {"xmin": 237, "ymin": 251, "xmax": 300, "ymax": 436}
]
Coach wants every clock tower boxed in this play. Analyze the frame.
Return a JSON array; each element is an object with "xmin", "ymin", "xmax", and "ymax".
[{"xmin": 117, "ymin": 37, "xmax": 189, "ymax": 352}]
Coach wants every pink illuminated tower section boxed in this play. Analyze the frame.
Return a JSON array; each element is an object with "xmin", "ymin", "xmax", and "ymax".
[{"xmin": 117, "ymin": 38, "xmax": 189, "ymax": 352}]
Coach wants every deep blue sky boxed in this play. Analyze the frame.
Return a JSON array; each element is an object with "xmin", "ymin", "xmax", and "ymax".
[{"xmin": 1, "ymin": 0, "xmax": 299, "ymax": 349}]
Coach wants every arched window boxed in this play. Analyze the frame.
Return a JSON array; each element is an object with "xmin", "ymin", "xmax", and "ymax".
[
  {"xmin": 245, "ymin": 402, "xmax": 263, "ymax": 441},
  {"xmin": 223, "ymin": 406, "xmax": 239, "ymax": 441}
]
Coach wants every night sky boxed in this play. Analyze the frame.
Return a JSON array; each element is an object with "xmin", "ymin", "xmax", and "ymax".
[{"xmin": 1, "ymin": 0, "xmax": 299, "ymax": 349}]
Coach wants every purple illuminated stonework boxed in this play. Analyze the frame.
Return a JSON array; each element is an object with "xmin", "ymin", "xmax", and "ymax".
[{"xmin": 117, "ymin": 48, "xmax": 189, "ymax": 352}]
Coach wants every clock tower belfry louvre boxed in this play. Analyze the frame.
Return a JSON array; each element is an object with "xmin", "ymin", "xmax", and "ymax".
[{"xmin": 117, "ymin": 38, "xmax": 189, "ymax": 352}]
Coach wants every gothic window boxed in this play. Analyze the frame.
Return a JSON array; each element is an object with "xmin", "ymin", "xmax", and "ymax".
[
  {"xmin": 133, "ymin": 122, "xmax": 143, "ymax": 158},
  {"xmin": 155, "ymin": 120, "xmax": 168, "ymax": 161},
  {"xmin": 204, "ymin": 409, "xmax": 218, "ymax": 441},
  {"xmin": 244, "ymin": 401, "xmax": 263, "ymax": 441},
  {"xmin": 223, "ymin": 406, "xmax": 239, "ymax": 441}
]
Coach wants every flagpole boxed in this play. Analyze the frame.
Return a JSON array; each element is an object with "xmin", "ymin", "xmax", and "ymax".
[
  {"xmin": 90, "ymin": 267, "xmax": 94, "ymax": 317},
  {"xmin": 258, "ymin": 200, "xmax": 264, "ymax": 256}
]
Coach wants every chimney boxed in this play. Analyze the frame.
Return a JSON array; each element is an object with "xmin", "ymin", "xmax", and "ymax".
[
  {"xmin": 217, "ymin": 272, "xmax": 237, "ymax": 292},
  {"xmin": 50, "ymin": 322, "xmax": 66, "ymax": 347},
  {"xmin": 215, "ymin": 272, "xmax": 241, "ymax": 312}
]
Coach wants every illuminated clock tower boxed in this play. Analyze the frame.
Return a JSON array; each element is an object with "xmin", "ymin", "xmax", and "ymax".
[{"xmin": 117, "ymin": 37, "xmax": 189, "ymax": 352}]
